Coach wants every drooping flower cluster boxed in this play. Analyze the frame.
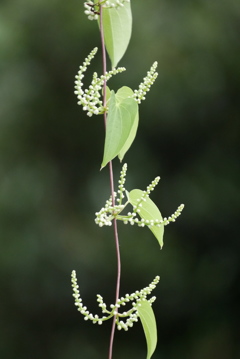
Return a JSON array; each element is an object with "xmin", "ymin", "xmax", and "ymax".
[
  {"xmin": 84, "ymin": 1, "xmax": 131, "ymax": 21},
  {"xmin": 132, "ymin": 62, "xmax": 158, "ymax": 104},
  {"xmin": 95, "ymin": 163, "xmax": 184, "ymax": 228},
  {"xmin": 74, "ymin": 48, "xmax": 125, "ymax": 117},
  {"xmin": 71, "ymin": 269, "xmax": 159, "ymax": 331}
]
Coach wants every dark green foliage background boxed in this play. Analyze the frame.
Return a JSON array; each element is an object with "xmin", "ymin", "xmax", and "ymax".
[{"xmin": 0, "ymin": 1, "xmax": 239, "ymax": 358}]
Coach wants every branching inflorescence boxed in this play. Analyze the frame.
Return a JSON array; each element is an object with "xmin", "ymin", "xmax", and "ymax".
[
  {"xmin": 95, "ymin": 163, "xmax": 184, "ymax": 228},
  {"xmin": 74, "ymin": 48, "xmax": 158, "ymax": 117},
  {"xmin": 74, "ymin": 48, "xmax": 125, "ymax": 117},
  {"xmin": 72, "ymin": 269, "xmax": 160, "ymax": 331},
  {"xmin": 84, "ymin": 1, "xmax": 131, "ymax": 20},
  {"xmin": 72, "ymin": 163, "xmax": 183, "ymax": 332}
]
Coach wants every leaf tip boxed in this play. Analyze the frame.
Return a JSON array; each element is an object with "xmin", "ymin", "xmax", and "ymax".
[
  {"xmin": 118, "ymin": 154, "xmax": 123, "ymax": 162},
  {"xmin": 159, "ymin": 239, "xmax": 164, "ymax": 250}
]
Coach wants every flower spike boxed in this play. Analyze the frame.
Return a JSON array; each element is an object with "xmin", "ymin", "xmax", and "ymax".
[
  {"xmin": 74, "ymin": 48, "xmax": 126, "ymax": 117},
  {"xmin": 95, "ymin": 163, "xmax": 184, "ymax": 231},
  {"xmin": 132, "ymin": 62, "xmax": 158, "ymax": 104},
  {"xmin": 71, "ymin": 270, "xmax": 160, "ymax": 330}
]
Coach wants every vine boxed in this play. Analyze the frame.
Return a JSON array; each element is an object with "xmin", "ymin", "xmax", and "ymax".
[{"xmin": 71, "ymin": 2, "xmax": 184, "ymax": 358}]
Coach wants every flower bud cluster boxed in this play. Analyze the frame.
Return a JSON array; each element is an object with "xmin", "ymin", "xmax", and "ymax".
[
  {"xmin": 115, "ymin": 275, "xmax": 160, "ymax": 330},
  {"xmin": 95, "ymin": 164, "xmax": 184, "ymax": 229},
  {"xmin": 74, "ymin": 48, "xmax": 125, "ymax": 117},
  {"xmin": 71, "ymin": 270, "xmax": 108, "ymax": 324},
  {"xmin": 95, "ymin": 194, "xmax": 125, "ymax": 227},
  {"xmin": 84, "ymin": 1, "xmax": 130, "ymax": 21},
  {"xmin": 117, "ymin": 176, "xmax": 160, "ymax": 227},
  {"xmin": 162, "ymin": 204, "xmax": 185, "ymax": 225},
  {"xmin": 123, "ymin": 203, "xmax": 185, "ymax": 228},
  {"xmin": 116, "ymin": 163, "xmax": 127, "ymax": 205},
  {"xmin": 95, "ymin": 163, "xmax": 128, "ymax": 226},
  {"xmin": 71, "ymin": 270, "xmax": 159, "ymax": 330},
  {"xmin": 84, "ymin": 2, "xmax": 99, "ymax": 21},
  {"xmin": 132, "ymin": 62, "xmax": 158, "ymax": 104},
  {"xmin": 133, "ymin": 176, "xmax": 160, "ymax": 214}
]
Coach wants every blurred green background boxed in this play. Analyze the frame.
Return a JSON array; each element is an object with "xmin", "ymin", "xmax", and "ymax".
[{"xmin": 0, "ymin": 0, "xmax": 239, "ymax": 358}]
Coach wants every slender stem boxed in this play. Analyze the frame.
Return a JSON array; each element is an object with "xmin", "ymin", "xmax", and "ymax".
[{"xmin": 99, "ymin": 6, "xmax": 121, "ymax": 359}]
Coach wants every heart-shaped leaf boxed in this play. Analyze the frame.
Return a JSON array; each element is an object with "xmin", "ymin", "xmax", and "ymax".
[
  {"xmin": 138, "ymin": 300, "xmax": 158, "ymax": 359},
  {"xmin": 101, "ymin": 87, "xmax": 138, "ymax": 169},
  {"xmin": 128, "ymin": 189, "xmax": 164, "ymax": 248}
]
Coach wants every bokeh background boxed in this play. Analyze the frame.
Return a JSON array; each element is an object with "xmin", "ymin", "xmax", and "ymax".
[{"xmin": 0, "ymin": 0, "xmax": 239, "ymax": 358}]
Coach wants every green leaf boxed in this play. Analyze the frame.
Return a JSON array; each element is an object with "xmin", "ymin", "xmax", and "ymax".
[
  {"xmin": 101, "ymin": 1, "xmax": 132, "ymax": 68},
  {"xmin": 138, "ymin": 300, "xmax": 158, "ymax": 359},
  {"xmin": 116, "ymin": 87, "xmax": 139, "ymax": 161},
  {"xmin": 101, "ymin": 87, "xmax": 138, "ymax": 169},
  {"xmin": 118, "ymin": 107, "xmax": 138, "ymax": 161},
  {"xmin": 114, "ymin": 85, "xmax": 133, "ymax": 100},
  {"xmin": 128, "ymin": 189, "xmax": 164, "ymax": 248}
]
